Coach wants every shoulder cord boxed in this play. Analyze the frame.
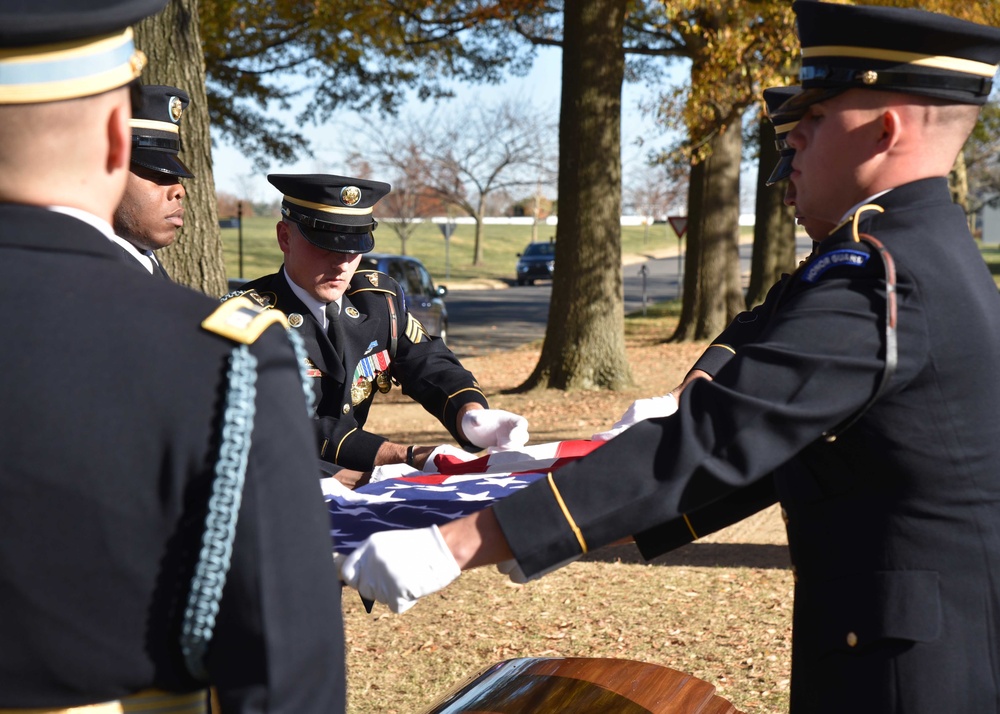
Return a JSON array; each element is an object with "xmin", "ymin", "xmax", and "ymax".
[
  {"xmin": 180, "ymin": 344, "xmax": 257, "ymax": 681},
  {"xmin": 822, "ymin": 231, "xmax": 898, "ymax": 442}
]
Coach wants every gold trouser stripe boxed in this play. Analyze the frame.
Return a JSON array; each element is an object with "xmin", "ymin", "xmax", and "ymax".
[
  {"xmin": 0, "ymin": 706, "xmax": 122, "ymax": 714},
  {"xmin": 547, "ymin": 472, "xmax": 587, "ymax": 554},
  {"xmin": 682, "ymin": 513, "xmax": 698, "ymax": 540},
  {"xmin": 0, "ymin": 689, "xmax": 209, "ymax": 714},
  {"xmin": 121, "ymin": 689, "xmax": 208, "ymax": 713}
]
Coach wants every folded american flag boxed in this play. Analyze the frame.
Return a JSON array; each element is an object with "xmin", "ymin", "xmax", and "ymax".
[{"xmin": 326, "ymin": 440, "xmax": 600, "ymax": 554}]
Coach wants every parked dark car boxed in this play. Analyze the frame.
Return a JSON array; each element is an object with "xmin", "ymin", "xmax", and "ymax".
[
  {"xmin": 515, "ymin": 241, "xmax": 556, "ymax": 285},
  {"xmin": 359, "ymin": 253, "xmax": 449, "ymax": 341}
]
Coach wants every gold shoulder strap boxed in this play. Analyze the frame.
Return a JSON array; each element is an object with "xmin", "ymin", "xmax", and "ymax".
[{"xmin": 202, "ymin": 296, "xmax": 288, "ymax": 345}]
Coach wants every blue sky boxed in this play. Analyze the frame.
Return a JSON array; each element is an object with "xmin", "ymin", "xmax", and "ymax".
[{"xmin": 208, "ymin": 46, "xmax": 694, "ymax": 207}]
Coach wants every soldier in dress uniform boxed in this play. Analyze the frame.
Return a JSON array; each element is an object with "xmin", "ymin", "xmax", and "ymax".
[
  {"xmin": 0, "ymin": 2, "xmax": 345, "ymax": 711},
  {"xmin": 112, "ymin": 83, "xmax": 193, "ymax": 278},
  {"xmin": 340, "ymin": 4, "xmax": 1000, "ymax": 712},
  {"xmin": 227, "ymin": 173, "xmax": 530, "ymax": 487}
]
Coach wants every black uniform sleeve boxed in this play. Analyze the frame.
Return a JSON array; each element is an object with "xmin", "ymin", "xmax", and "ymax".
[
  {"xmin": 316, "ymin": 415, "xmax": 388, "ymax": 472},
  {"xmin": 392, "ymin": 328, "xmax": 489, "ymax": 450},
  {"xmin": 689, "ymin": 274, "xmax": 793, "ymax": 377},
  {"xmin": 207, "ymin": 325, "xmax": 345, "ymax": 712},
  {"xmin": 632, "ymin": 475, "xmax": 778, "ymax": 559},
  {"xmin": 353, "ymin": 275, "xmax": 489, "ymax": 451},
  {"xmin": 492, "ymin": 244, "xmax": 905, "ymax": 578}
]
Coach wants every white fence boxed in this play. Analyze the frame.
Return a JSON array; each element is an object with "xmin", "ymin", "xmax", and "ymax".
[{"xmin": 382, "ymin": 215, "xmax": 757, "ymax": 227}]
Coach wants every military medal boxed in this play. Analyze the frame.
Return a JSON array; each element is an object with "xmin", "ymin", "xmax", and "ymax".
[
  {"xmin": 351, "ymin": 378, "xmax": 372, "ymax": 405},
  {"xmin": 352, "ymin": 349, "xmax": 392, "ymax": 401}
]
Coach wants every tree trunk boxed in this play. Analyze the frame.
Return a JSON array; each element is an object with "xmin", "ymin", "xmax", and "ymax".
[
  {"xmin": 473, "ymin": 196, "xmax": 486, "ymax": 266},
  {"xmin": 135, "ymin": 0, "xmax": 226, "ymax": 297},
  {"xmin": 949, "ymin": 151, "xmax": 973, "ymax": 234},
  {"xmin": 746, "ymin": 115, "xmax": 797, "ymax": 308},
  {"xmin": 670, "ymin": 118, "xmax": 745, "ymax": 341},
  {"xmin": 520, "ymin": 0, "xmax": 632, "ymax": 391}
]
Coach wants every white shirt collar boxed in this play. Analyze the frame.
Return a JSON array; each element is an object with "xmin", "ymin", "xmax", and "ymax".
[
  {"xmin": 107, "ymin": 235, "xmax": 155, "ymax": 274},
  {"xmin": 839, "ymin": 189, "xmax": 893, "ymax": 224},
  {"xmin": 45, "ymin": 205, "xmax": 155, "ymax": 274},
  {"xmin": 282, "ymin": 267, "xmax": 341, "ymax": 329},
  {"xmin": 46, "ymin": 205, "xmax": 116, "ymax": 240}
]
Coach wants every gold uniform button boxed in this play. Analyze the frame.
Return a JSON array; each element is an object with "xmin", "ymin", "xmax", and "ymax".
[
  {"xmin": 846, "ymin": 632, "xmax": 858, "ymax": 647},
  {"xmin": 342, "ymin": 403, "xmax": 351, "ymax": 414}
]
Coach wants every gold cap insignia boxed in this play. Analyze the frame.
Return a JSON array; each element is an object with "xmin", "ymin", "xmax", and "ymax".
[
  {"xmin": 129, "ymin": 50, "xmax": 147, "ymax": 79},
  {"xmin": 346, "ymin": 306, "xmax": 360, "ymax": 318},
  {"xmin": 168, "ymin": 96, "xmax": 184, "ymax": 122},
  {"xmin": 860, "ymin": 70, "xmax": 878, "ymax": 85},
  {"xmin": 341, "ymin": 186, "xmax": 361, "ymax": 206},
  {"xmin": 367, "ymin": 273, "xmax": 379, "ymax": 287},
  {"xmin": 288, "ymin": 312, "xmax": 304, "ymax": 328}
]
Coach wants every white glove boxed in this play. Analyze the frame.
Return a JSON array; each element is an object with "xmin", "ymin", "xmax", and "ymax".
[
  {"xmin": 338, "ymin": 525, "xmax": 461, "ymax": 614},
  {"xmin": 591, "ymin": 394, "xmax": 678, "ymax": 441},
  {"xmin": 461, "ymin": 409, "xmax": 530, "ymax": 449},
  {"xmin": 424, "ymin": 443, "xmax": 479, "ymax": 473},
  {"xmin": 368, "ymin": 462, "xmax": 420, "ymax": 483}
]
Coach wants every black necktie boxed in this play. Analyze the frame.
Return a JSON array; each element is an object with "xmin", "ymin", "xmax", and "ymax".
[
  {"xmin": 152, "ymin": 258, "xmax": 170, "ymax": 280},
  {"xmin": 325, "ymin": 302, "xmax": 345, "ymax": 362}
]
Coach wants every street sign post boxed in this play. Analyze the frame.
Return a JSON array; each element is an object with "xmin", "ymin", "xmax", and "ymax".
[
  {"xmin": 667, "ymin": 216, "xmax": 687, "ymax": 300},
  {"xmin": 438, "ymin": 220, "xmax": 455, "ymax": 280}
]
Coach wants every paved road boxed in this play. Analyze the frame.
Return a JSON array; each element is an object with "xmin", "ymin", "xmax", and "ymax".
[
  {"xmin": 443, "ymin": 237, "xmax": 813, "ymax": 359},
  {"xmin": 444, "ymin": 261, "xmax": 682, "ymax": 358}
]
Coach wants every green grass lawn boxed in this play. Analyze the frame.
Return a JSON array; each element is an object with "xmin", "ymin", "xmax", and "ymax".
[
  {"xmin": 980, "ymin": 245, "xmax": 1000, "ymax": 288},
  {"xmin": 221, "ymin": 217, "xmax": 683, "ymax": 284},
  {"xmin": 223, "ymin": 217, "xmax": 1000, "ymax": 290}
]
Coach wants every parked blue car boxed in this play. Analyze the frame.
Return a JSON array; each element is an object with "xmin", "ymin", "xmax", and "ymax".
[
  {"xmin": 358, "ymin": 253, "xmax": 449, "ymax": 341},
  {"xmin": 515, "ymin": 241, "xmax": 556, "ymax": 285}
]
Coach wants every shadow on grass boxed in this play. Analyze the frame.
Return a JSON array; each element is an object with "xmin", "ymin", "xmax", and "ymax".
[{"xmin": 581, "ymin": 541, "xmax": 791, "ymax": 570}]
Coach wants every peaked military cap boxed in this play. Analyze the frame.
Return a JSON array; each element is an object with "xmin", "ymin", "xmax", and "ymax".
[
  {"xmin": 130, "ymin": 84, "xmax": 194, "ymax": 179},
  {"xmin": 779, "ymin": 1, "xmax": 1000, "ymax": 114},
  {"xmin": 267, "ymin": 173, "xmax": 391, "ymax": 254},
  {"xmin": 763, "ymin": 86, "xmax": 801, "ymax": 187},
  {"xmin": 0, "ymin": 0, "xmax": 167, "ymax": 104}
]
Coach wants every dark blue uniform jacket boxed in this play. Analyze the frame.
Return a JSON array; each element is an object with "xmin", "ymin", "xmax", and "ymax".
[
  {"xmin": 492, "ymin": 178, "xmax": 1000, "ymax": 713},
  {"xmin": 234, "ymin": 268, "xmax": 488, "ymax": 471},
  {"xmin": 0, "ymin": 205, "xmax": 345, "ymax": 711}
]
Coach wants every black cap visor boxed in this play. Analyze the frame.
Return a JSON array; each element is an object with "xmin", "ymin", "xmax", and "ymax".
[
  {"xmin": 775, "ymin": 86, "xmax": 846, "ymax": 115},
  {"xmin": 766, "ymin": 153, "xmax": 795, "ymax": 187},
  {"xmin": 297, "ymin": 224, "xmax": 375, "ymax": 254},
  {"xmin": 131, "ymin": 149, "xmax": 193, "ymax": 179}
]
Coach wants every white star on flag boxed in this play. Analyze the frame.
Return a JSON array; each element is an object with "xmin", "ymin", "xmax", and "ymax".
[{"xmin": 325, "ymin": 440, "xmax": 601, "ymax": 554}]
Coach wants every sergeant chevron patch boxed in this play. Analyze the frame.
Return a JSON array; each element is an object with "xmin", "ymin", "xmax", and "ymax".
[{"xmin": 405, "ymin": 313, "xmax": 427, "ymax": 343}]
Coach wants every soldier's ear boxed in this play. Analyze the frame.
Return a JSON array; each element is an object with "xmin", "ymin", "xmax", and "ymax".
[
  {"xmin": 875, "ymin": 109, "xmax": 902, "ymax": 156},
  {"xmin": 106, "ymin": 90, "xmax": 131, "ymax": 176},
  {"xmin": 276, "ymin": 220, "xmax": 293, "ymax": 254}
]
